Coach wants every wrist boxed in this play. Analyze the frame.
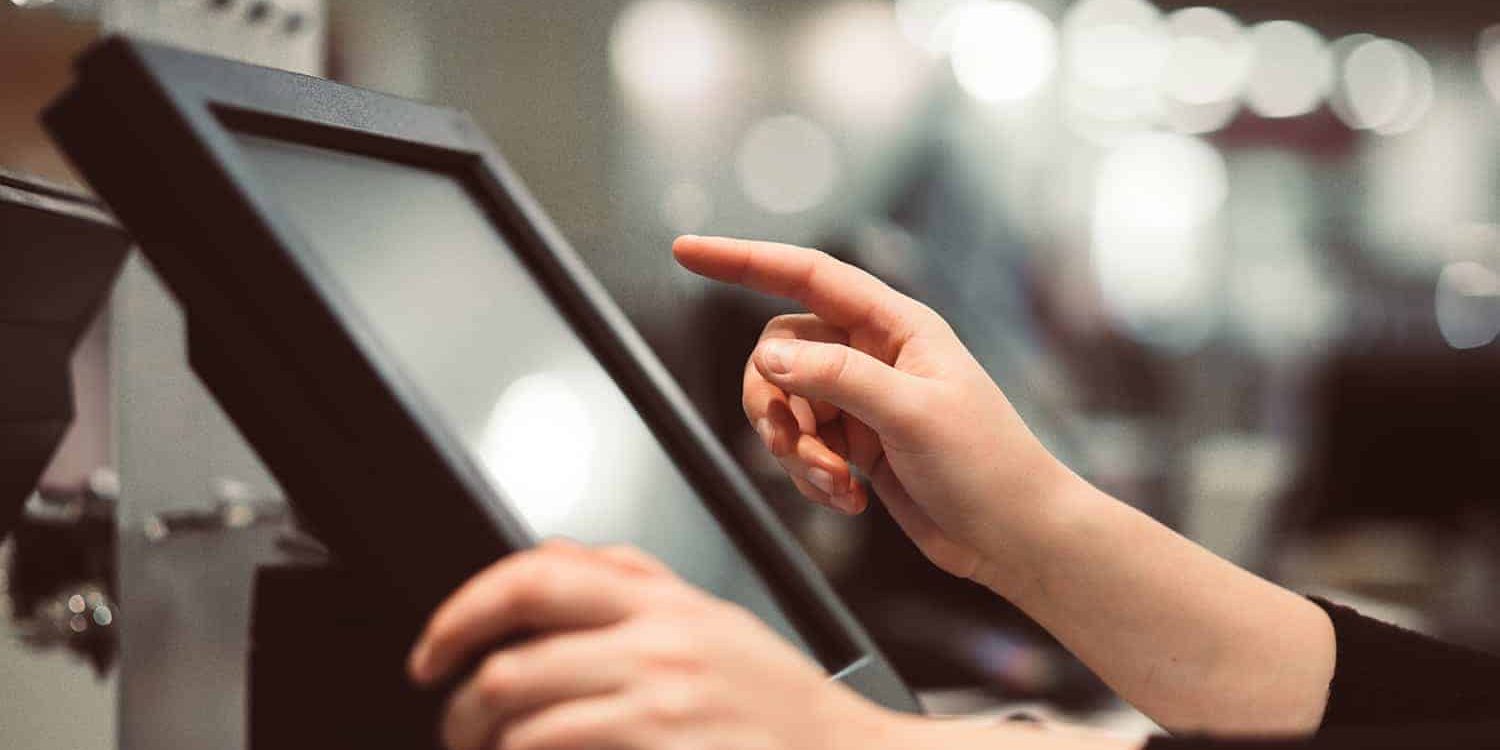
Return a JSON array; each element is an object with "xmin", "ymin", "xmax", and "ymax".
[{"xmin": 969, "ymin": 460, "xmax": 1108, "ymax": 604}]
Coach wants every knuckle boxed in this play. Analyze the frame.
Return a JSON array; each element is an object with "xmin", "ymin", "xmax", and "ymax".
[
  {"xmin": 809, "ymin": 344, "xmax": 851, "ymax": 386},
  {"xmin": 475, "ymin": 655, "xmax": 516, "ymax": 708},
  {"xmin": 511, "ymin": 563, "xmax": 562, "ymax": 608},
  {"xmin": 639, "ymin": 685, "xmax": 701, "ymax": 727},
  {"xmin": 633, "ymin": 622, "xmax": 707, "ymax": 676}
]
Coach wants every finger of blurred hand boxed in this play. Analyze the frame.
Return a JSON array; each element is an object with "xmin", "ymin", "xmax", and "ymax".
[
  {"xmin": 496, "ymin": 694, "xmax": 642, "ymax": 750},
  {"xmin": 593, "ymin": 545, "xmax": 675, "ymax": 578},
  {"xmin": 441, "ymin": 630, "xmax": 630, "ymax": 750},
  {"xmin": 409, "ymin": 547, "xmax": 644, "ymax": 685},
  {"xmin": 752, "ymin": 339, "xmax": 930, "ymax": 442},
  {"xmin": 673, "ymin": 236, "xmax": 929, "ymax": 336}
]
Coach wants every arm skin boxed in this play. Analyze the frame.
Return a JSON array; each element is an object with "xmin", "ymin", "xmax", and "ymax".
[{"xmin": 673, "ymin": 235, "xmax": 1335, "ymax": 738}]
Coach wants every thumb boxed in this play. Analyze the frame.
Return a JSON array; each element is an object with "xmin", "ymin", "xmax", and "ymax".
[{"xmin": 754, "ymin": 339, "xmax": 927, "ymax": 439}]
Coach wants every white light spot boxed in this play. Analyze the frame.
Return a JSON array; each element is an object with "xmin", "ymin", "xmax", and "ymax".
[
  {"xmin": 1094, "ymin": 132, "xmax": 1228, "ymax": 231},
  {"xmin": 1091, "ymin": 132, "xmax": 1228, "ymax": 348},
  {"xmin": 736, "ymin": 115, "xmax": 840, "ymax": 215},
  {"xmin": 1244, "ymin": 21, "xmax": 1333, "ymax": 119},
  {"xmin": 950, "ymin": 1, "xmax": 1058, "ymax": 103},
  {"xmin": 478, "ymin": 374, "xmax": 598, "ymax": 533},
  {"xmin": 1333, "ymin": 37, "xmax": 1433, "ymax": 135},
  {"xmin": 1163, "ymin": 99, "xmax": 1241, "ymax": 134},
  {"xmin": 1063, "ymin": 0, "xmax": 1167, "ymax": 90},
  {"xmin": 798, "ymin": 2, "xmax": 931, "ymax": 126},
  {"xmin": 1160, "ymin": 7, "xmax": 1252, "ymax": 105},
  {"xmin": 610, "ymin": 0, "xmax": 740, "ymax": 111},
  {"xmin": 1436, "ymin": 261, "xmax": 1500, "ymax": 349}
]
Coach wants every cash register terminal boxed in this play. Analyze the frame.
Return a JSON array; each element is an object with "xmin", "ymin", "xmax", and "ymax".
[{"xmin": 45, "ymin": 36, "xmax": 919, "ymax": 719}]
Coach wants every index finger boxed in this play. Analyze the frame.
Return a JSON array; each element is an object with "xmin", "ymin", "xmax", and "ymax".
[{"xmin": 673, "ymin": 235, "xmax": 923, "ymax": 334}]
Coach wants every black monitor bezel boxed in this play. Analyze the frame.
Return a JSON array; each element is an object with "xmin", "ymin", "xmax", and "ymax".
[{"xmin": 45, "ymin": 37, "xmax": 918, "ymax": 711}]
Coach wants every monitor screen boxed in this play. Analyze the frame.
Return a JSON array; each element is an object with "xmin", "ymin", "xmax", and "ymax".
[{"xmin": 231, "ymin": 134, "xmax": 816, "ymax": 661}]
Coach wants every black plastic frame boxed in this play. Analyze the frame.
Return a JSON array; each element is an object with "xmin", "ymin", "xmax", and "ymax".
[{"xmin": 45, "ymin": 37, "xmax": 918, "ymax": 711}]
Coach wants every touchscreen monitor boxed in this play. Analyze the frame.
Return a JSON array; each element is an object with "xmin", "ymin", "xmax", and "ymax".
[
  {"xmin": 44, "ymin": 36, "xmax": 918, "ymax": 711},
  {"xmin": 232, "ymin": 133, "xmax": 811, "ymax": 654}
]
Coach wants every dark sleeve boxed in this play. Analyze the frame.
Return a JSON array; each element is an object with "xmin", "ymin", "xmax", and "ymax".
[
  {"xmin": 1144, "ymin": 724, "xmax": 1500, "ymax": 750},
  {"xmin": 1140, "ymin": 597, "xmax": 1500, "ymax": 749},
  {"xmin": 1311, "ymin": 596, "xmax": 1500, "ymax": 728}
]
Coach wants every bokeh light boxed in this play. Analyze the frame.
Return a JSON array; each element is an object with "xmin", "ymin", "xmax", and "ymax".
[
  {"xmin": 1159, "ymin": 7, "xmax": 1251, "ymax": 106},
  {"xmin": 736, "ymin": 114, "xmax": 841, "ymax": 215},
  {"xmin": 798, "ymin": 2, "xmax": 931, "ymax": 126},
  {"xmin": 1332, "ymin": 37, "xmax": 1434, "ymax": 135},
  {"xmin": 1094, "ymin": 132, "xmax": 1228, "ymax": 231},
  {"xmin": 1064, "ymin": 0, "xmax": 1167, "ymax": 92},
  {"xmin": 610, "ymin": 0, "xmax": 740, "ymax": 112},
  {"xmin": 1163, "ymin": 99, "xmax": 1240, "ymax": 135},
  {"xmin": 1435, "ymin": 261, "xmax": 1500, "ymax": 349},
  {"xmin": 1091, "ymin": 132, "xmax": 1229, "ymax": 348},
  {"xmin": 1244, "ymin": 21, "xmax": 1333, "ymax": 119},
  {"xmin": 1060, "ymin": 0, "xmax": 1168, "ymax": 126},
  {"xmin": 950, "ymin": 0, "xmax": 1058, "ymax": 104}
]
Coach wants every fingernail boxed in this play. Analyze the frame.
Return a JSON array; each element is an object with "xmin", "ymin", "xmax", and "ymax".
[
  {"xmin": 761, "ymin": 340, "xmax": 794, "ymax": 375},
  {"xmin": 806, "ymin": 467, "xmax": 836, "ymax": 495},
  {"xmin": 831, "ymin": 492, "xmax": 857, "ymax": 515},
  {"xmin": 755, "ymin": 418, "xmax": 776, "ymax": 452}
]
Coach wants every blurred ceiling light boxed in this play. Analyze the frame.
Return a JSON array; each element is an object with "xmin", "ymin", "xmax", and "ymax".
[
  {"xmin": 1160, "ymin": 7, "xmax": 1251, "ymax": 105},
  {"xmin": 1063, "ymin": 0, "xmax": 1167, "ymax": 91},
  {"xmin": 1163, "ymin": 99, "xmax": 1240, "ymax": 134},
  {"xmin": 1244, "ymin": 21, "xmax": 1333, "ymax": 119},
  {"xmin": 951, "ymin": 0, "xmax": 1059, "ymax": 103},
  {"xmin": 1091, "ymin": 132, "xmax": 1228, "ymax": 348},
  {"xmin": 10, "ymin": 0, "xmax": 56, "ymax": 6},
  {"xmin": 1377, "ymin": 45, "xmax": 1434, "ymax": 135},
  {"xmin": 1435, "ymin": 261, "xmax": 1500, "ymax": 349},
  {"xmin": 799, "ymin": 2, "xmax": 931, "ymax": 126},
  {"xmin": 1332, "ymin": 37, "xmax": 1433, "ymax": 135},
  {"xmin": 479, "ymin": 374, "xmax": 597, "ymax": 532},
  {"xmin": 660, "ymin": 181, "xmax": 713, "ymax": 233},
  {"xmin": 610, "ymin": 0, "xmax": 740, "ymax": 111},
  {"xmin": 1481, "ymin": 26, "xmax": 1500, "ymax": 107},
  {"xmin": 896, "ymin": 0, "xmax": 979, "ymax": 56},
  {"xmin": 736, "ymin": 114, "xmax": 841, "ymax": 215},
  {"xmin": 1094, "ymin": 131, "xmax": 1228, "ymax": 231}
]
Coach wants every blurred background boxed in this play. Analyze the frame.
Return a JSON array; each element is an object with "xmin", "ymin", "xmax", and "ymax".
[{"xmin": 5, "ymin": 0, "xmax": 1500, "ymax": 746}]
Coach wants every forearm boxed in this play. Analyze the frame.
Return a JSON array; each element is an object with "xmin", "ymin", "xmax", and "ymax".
[{"xmin": 973, "ymin": 473, "xmax": 1335, "ymax": 737}]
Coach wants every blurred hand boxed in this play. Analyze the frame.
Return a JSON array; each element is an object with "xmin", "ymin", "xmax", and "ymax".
[
  {"xmin": 407, "ymin": 541, "xmax": 900, "ymax": 750},
  {"xmin": 673, "ymin": 236, "xmax": 1075, "ymax": 590}
]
